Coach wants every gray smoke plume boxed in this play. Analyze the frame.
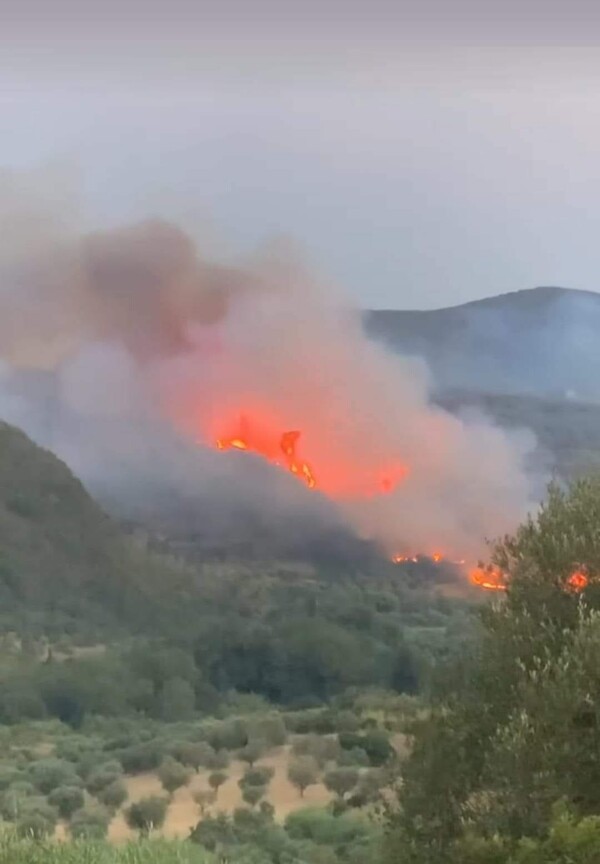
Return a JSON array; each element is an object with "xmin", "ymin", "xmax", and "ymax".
[{"xmin": 0, "ymin": 167, "xmax": 536, "ymax": 561}]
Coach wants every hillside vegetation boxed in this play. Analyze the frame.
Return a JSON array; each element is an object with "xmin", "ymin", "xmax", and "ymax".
[{"xmin": 0, "ymin": 421, "xmax": 202, "ymax": 639}]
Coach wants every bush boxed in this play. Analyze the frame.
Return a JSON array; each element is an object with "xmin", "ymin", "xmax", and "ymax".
[
  {"xmin": 0, "ymin": 782, "xmax": 37, "ymax": 820},
  {"xmin": 285, "ymin": 806, "xmax": 375, "ymax": 847},
  {"xmin": 205, "ymin": 749, "xmax": 230, "ymax": 771},
  {"xmin": 323, "ymin": 767, "xmax": 359, "ymax": 800},
  {"xmin": 157, "ymin": 758, "xmax": 191, "ymax": 796},
  {"xmin": 292, "ymin": 734, "xmax": 340, "ymax": 768},
  {"xmin": 86, "ymin": 761, "xmax": 123, "ymax": 796},
  {"xmin": 362, "ymin": 730, "xmax": 393, "ymax": 766},
  {"xmin": 338, "ymin": 747, "xmax": 370, "ymax": 768},
  {"xmin": 288, "ymin": 757, "xmax": 319, "ymax": 797},
  {"xmin": 239, "ymin": 766, "xmax": 274, "ymax": 789},
  {"xmin": 193, "ymin": 789, "xmax": 215, "ymax": 815},
  {"xmin": 15, "ymin": 797, "xmax": 58, "ymax": 840},
  {"xmin": 117, "ymin": 741, "xmax": 163, "ymax": 774},
  {"xmin": 338, "ymin": 729, "xmax": 393, "ymax": 766},
  {"xmin": 208, "ymin": 719, "xmax": 248, "ymax": 752},
  {"xmin": 70, "ymin": 804, "xmax": 111, "ymax": 839},
  {"xmin": 256, "ymin": 715, "xmax": 287, "ymax": 747},
  {"xmin": 29, "ymin": 758, "xmax": 81, "ymax": 794},
  {"xmin": 0, "ymin": 766, "xmax": 24, "ymax": 792},
  {"xmin": 124, "ymin": 795, "xmax": 169, "ymax": 835},
  {"xmin": 48, "ymin": 785, "xmax": 85, "ymax": 819},
  {"xmin": 97, "ymin": 779, "xmax": 128, "ymax": 811},
  {"xmin": 237, "ymin": 739, "xmax": 266, "ymax": 767},
  {"xmin": 208, "ymin": 771, "xmax": 228, "ymax": 795},
  {"xmin": 172, "ymin": 741, "xmax": 215, "ymax": 772},
  {"xmin": 241, "ymin": 784, "xmax": 266, "ymax": 808}
]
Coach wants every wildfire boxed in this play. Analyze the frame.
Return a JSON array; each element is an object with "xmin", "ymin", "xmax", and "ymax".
[
  {"xmin": 392, "ymin": 552, "xmax": 594, "ymax": 596},
  {"xmin": 216, "ymin": 426, "xmax": 317, "ymax": 490},
  {"xmin": 469, "ymin": 564, "xmax": 508, "ymax": 592},
  {"xmin": 566, "ymin": 568, "xmax": 589, "ymax": 593},
  {"xmin": 213, "ymin": 413, "xmax": 407, "ymax": 497}
]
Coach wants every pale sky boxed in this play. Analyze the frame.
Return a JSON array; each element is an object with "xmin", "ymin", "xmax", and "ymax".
[{"xmin": 2, "ymin": 1, "xmax": 600, "ymax": 308}]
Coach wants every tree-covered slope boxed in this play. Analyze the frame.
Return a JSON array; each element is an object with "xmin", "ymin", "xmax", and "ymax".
[{"xmin": 0, "ymin": 420, "xmax": 197, "ymax": 637}]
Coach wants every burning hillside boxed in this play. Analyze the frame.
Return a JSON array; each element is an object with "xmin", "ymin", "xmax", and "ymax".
[{"xmin": 0, "ymin": 168, "xmax": 537, "ymax": 571}]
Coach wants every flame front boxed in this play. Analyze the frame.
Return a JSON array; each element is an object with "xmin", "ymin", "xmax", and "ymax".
[
  {"xmin": 212, "ymin": 412, "xmax": 407, "ymax": 498},
  {"xmin": 469, "ymin": 564, "xmax": 508, "ymax": 592},
  {"xmin": 215, "ymin": 422, "xmax": 317, "ymax": 490}
]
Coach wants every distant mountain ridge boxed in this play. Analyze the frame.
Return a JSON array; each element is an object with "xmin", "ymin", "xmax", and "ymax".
[{"xmin": 365, "ymin": 286, "xmax": 600, "ymax": 400}]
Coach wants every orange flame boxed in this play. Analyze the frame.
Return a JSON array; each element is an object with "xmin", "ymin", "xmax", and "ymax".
[
  {"xmin": 212, "ymin": 413, "xmax": 407, "ymax": 497},
  {"xmin": 215, "ymin": 425, "xmax": 317, "ymax": 490},
  {"xmin": 469, "ymin": 564, "xmax": 508, "ymax": 592},
  {"xmin": 567, "ymin": 568, "xmax": 589, "ymax": 593}
]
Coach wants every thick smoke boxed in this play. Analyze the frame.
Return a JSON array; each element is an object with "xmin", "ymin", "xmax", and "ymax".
[{"xmin": 0, "ymin": 168, "xmax": 536, "ymax": 561}]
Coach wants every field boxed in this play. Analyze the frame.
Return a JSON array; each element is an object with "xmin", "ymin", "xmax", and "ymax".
[{"xmin": 107, "ymin": 745, "xmax": 333, "ymax": 842}]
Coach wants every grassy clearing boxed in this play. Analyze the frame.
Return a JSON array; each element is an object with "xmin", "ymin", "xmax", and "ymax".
[{"xmin": 0, "ymin": 834, "xmax": 213, "ymax": 863}]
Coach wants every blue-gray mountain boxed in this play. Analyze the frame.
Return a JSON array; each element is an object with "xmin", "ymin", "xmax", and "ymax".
[{"xmin": 365, "ymin": 286, "xmax": 600, "ymax": 400}]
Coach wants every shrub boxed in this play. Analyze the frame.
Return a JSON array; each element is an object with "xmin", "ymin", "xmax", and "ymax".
[
  {"xmin": 193, "ymin": 789, "xmax": 215, "ymax": 815},
  {"xmin": 237, "ymin": 739, "xmax": 266, "ymax": 767},
  {"xmin": 124, "ymin": 795, "xmax": 169, "ymax": 835},
  {"xmin": 97, "ymin": 779, "xmax": 128, "ymax": 811},
  {"xmin": 0, "ymin": 782, "xmax": 37, "ymax": 820},
  {"xmin": 257, "ymin": 715, "xmax": 287, "ymax": 747},
  {"xmin": 338, "ymin": 747, "xmax": 370, "ymax": 768},
  {"xmin": 157, "ymin": 758, "xmax": 191, "ymax": 797},
  {"xmin": 239, "ymin": 766, "xmax": 273, "ymax": 789},
  {"xmin": 28, "ymin": 758, "xmax": 81, "ymax": 794},
  {"xmin": 86, "ymin": 761, "xmax": 123, "ymax": 796},
  {"xmin": 208, "ymin": 772, "xmax": 228, "ymax": 797},
  {"xmin": 241, "ymin": 784, "xmax": 266, "ymax": 808},
  {"xmin": 0, "ymin": 766, "xmax": 24, "ymax": 792},
  {"xmin": 15, "ymin": 797, "xmax": 58, "ymax": 840},
  {"xmin": 288, "ymin": 757, "xmax": 319, "ymax": 797},
  {"xmin": 70, "ymin": 804, "xmax": 111, "ymax": 839},
  {"xmin": 292, "ymin": 734, "xmax": 340, "ymax": 767},
  {"xmin": 172, "ymin": 741, "xmax": 215, "ymax": 772},
  {"xmin": 48, "ymin": 785, "xmax": 85, "ymax": 819},
  {"xmin": 323, "ymin": 767, "xmax": 359, "ymax": 800},
  {"xmin": 208, "ymin": 719, "xmax": 248, "ymax": 752},
  {"xmin": 362, "ymin": 730, "xmax": 393, "ymax": 766},
  {"xmin": 117, "ymin": 741, "xmax": 163, "ymax": 774},
  {"xmin": 205, "ymin": 749, "xmax": 230, "ymax": 771}
]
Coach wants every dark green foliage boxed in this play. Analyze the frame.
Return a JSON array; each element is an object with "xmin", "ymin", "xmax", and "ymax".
[
  {"xmin": 190, "ymin": 804, "xmax": 379, "ymax": 863},
  {"xmin": 69, "ymin": 805, "xmax": 111, "ymax": 840},
  {"xmin": 157, "ymin": 757, "xmax": 191, "ymax": 796},
  {"xmin": 0, "ymin": 782, "xmax": 36, "ymax": 820},
  {"xmin": 239, "ymin": 766, "xmax": 273, "ymax": 789},
  {"xmin": 15, "ymin": 796, "xmax": 58, "ymax": 839},
  {"xmin": 388, "ymin": 478, "xmax": 600, "ymax": 861},
  {"xmin": 124, "ymin": 796, "xmax": 168, "ymax": 835},
  {"xmin": 237, "ymin": 739, "xmax": 266, "ymax": 767},
  {"xmin": 171, "ymin": 741, "xmax": 214, "ymax": 772},
  {"xmin": 241, "ymin": 784, "xmax": 266, "ymax": 808},
  {"xmin": 117, "ymin": 741, "xmax": 163, "ymax": 774},
  {"xmin": 86, "ymin": 761, "xmax": 123, "ymax": 796},
  {"xmin": 97, "ymin": 779, "xmax": 128, "ymax": 811},
  {"xmin": 208, "ymin": 771, "xmax": 227, "ymax": 794},
  {"xmin": 324, "ymin": 768, "xmax": 359, "ymax": 801},
  {"xmin": 48, "ymin": 785, "xmax": 85, "ymax": 819},
  {"xmin": 288, "ymin": 757, "xmax": 319, "ymax": 796},
  {"xmin": 29, "ymin": 758, "xmax": 81, "ymax": 795},
  {"xmin": 338, "ymin": 729, "xmax": 393, "ymax": 766}
]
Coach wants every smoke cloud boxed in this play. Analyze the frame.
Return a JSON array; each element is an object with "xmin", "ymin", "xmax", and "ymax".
[{"xmin": 0, "ymin": 167, "xmax": 535, "ymax": 561}]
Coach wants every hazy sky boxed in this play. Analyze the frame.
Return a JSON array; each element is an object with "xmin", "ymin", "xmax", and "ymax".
[{"xmin": 2, "ymin": 1, "xmax": 600, "ymax": 309}]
